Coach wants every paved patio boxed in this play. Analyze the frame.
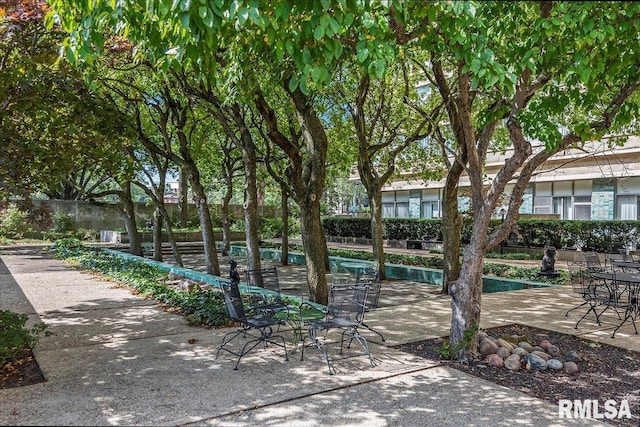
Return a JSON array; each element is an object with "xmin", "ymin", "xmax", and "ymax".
[{"xmin": 1, "ymin": 242, "xmax": 635, "ymax": 426}]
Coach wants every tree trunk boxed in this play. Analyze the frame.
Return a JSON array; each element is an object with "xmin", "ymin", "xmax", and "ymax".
[
  {"xmin": 280, "ymin": 183, "xmax": 289, "ymax": 266},
  {"xmin": 153, "ymin": 208, "xmax": 163, "ymax": 262},
  {"xmin": 240, "ymin": 142, "xmax": 262, "ymax": 272},
  {"xmin": 179, "ymin": 167, "xmax": 189, "ymax": 228},
  {"xmin": 121, "ymin": 183, "xmax": 142, "ymax": 256},
  {"xmin": 369, "ymin": 190, "xmax": 386, "ymax": 280},
  {"xmin": 160, "ymin": 205, "xmax": 183, "ymax": 267},
  {"xmin": 188, "ymin": 172, "xmax": 220, "ymax": 276},
  {"xmin": 441, "ymin": 162, "xmax": 464, "ymax": 294},
  {"xmin": 449, "ymin": 222, "xmax": 489, "ymax": 360},
  {"xmin": 299, "ymin": 199, "xmax": 328, "ymax": 304},
  {"xmin": 253, "ymin": 86, "xmax": 329, "ymax": 303}
]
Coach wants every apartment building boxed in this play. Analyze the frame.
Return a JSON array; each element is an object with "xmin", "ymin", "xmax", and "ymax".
[{"xmin": 366, "ymin": 136, "xmax": 640, "ymax": 221}]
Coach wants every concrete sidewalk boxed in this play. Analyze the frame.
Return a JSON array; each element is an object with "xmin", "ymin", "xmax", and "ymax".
[{"xmin": 0, "ymin": 244, "xmax": 611, "ymax": 426}]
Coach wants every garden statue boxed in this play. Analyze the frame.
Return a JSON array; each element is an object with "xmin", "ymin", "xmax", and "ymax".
[
  {"xmin": 229, "ymin": 259, "xmax": 240, "ymax": 285},
  {"xmin": 541, "ymin": 246, "xmax": 556, "ymax": 273}
]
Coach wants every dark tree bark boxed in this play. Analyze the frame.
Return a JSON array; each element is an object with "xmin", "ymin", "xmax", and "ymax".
[
  {"xmin": 178, "ymin": 167, "xmax": 189, "ymax": 228},
  {"xmin": 219, "ymin": 138, "xmax": 242, "ymax": 256},
  {"xmin": 280, "ymin": 182, "xmax": 289, "ymax": 266},
  {"xmin": 120, "ymin": 182, "xmax": 142, "ymax": 256},
  {"xmin": 348, "ymin": 72, "xmax": 435, "ymax": 281},
  {"xmin": 254, "ymin": 85, "xmax": 330, "ymax": 304},
  {"xmin": 152, "ymin": 207, "xmax": 163, "ymax": 262},
  {"xmin": 231, "ymin": 104, "xmax": 262, "ymax": 271}
]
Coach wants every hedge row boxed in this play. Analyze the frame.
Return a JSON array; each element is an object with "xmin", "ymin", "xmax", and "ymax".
[{"xmin": 322, "ymin": 217, "xmax": 640, "ymax": 252}]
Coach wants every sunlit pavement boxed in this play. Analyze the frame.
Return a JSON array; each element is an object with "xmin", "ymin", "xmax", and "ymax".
[{"xmin": 0, "ymin": 243, "xmax": 625, "ymax": 426}]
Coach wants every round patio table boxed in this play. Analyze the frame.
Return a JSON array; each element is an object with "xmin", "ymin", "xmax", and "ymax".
[{"xmin": 276, "ymin": 305, "xmax": 326, "ymax": 350}]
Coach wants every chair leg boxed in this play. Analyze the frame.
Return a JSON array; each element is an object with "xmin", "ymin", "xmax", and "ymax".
[
  {"xmin": 565, "ymin": 300, "xmax": 589, "ymax": 317},
  {"xmin": 217, "ymin": 326, "xmax": 288, "ymax": 370},
  {"xmin": 216, "ymin": 328, "xmax": 248, "ymax": 360},
  {"xmin": 611, "ymin": 309, "xmax": 638, "ymax": 339},
  {"xmin": 301, "ymin": 330, "xmax": 334, "ymax": 375},
  {"xmin": 360, "ymin": 322, "xmax": 386, "ymax": 342},
  {"xmin": 575, "ymin": 303, "xmax": 600, "ymax": 329},
  {"xmin": 339, "ymin": 329, "xmax": 375, "ymax": 368},
  {"xmin": 234, "ymin": 338, "xmax": 268, "ymax": 370}
]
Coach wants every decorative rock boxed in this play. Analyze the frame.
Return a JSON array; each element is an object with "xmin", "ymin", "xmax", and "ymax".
[
  {"xmin": 532, "ymin": 350, "xmax": 551, "ymax": 361},
  {"xmin": 180, "ymin": 279, "xmax": 197, "ymax": 291},
  {"xmin": 512, "ymin": 347, "xmax": 529, "ymax": 357},
  {"xmin": 547, "ymin": 344, "xmax": 561, "ymax": 357},
  {"xmin": 539, "ymin": 339, "xmax": 552, "ymax": 350},
  {"xmin": 480, "ymin": 339, "xmax": 500, "ymax": 357},
  {"xmin": 533, "ymin": 346, "xmax": 544, "ymax": 352},
  {"xmin": 477, "ymin": 331, "xmax": 488, "ymax": 340},
  {"xmin": 501, "ymin": 335, "xmax": 519, "ymax": 345},
  {"xmin": 496, "ymin": 346, "xmax": 511, "ymax": 358},
  {"xmin": 518, "ymin": 341, "xmax": 535, "ymax": 353},
  {"xmin": 486, "ymin": 354, "xmax": 504, "ymax": 368},
  {"xmin": 495, "ymin": 338, "xmax": 514, "ymax": 351},
  {"xmin": 565, "ymin": 350, "xmax": 582, "ymax": 363},
  {"xmin": 504, "ymin": 354, "xmax": 522, "ymax": 371},
  {"xmin": 524, "ymin": 353, "xmax": 548, "ymax": 371},
  {"xmin": 547, "ymin": 359, "xmax": 564, "ymax": 370},
  {"xmin": 565, "ymin": 361, "xmax": 579, "ymax": 374}
]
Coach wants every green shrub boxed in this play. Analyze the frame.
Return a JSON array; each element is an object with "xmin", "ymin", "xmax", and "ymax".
[
  {"xmin": 0, "ymin": 206, "xmax": 31, "ymax": 239},
  {"xmin": 0, "ymin": 310, "xmax": 50, "ymax": 364},
  {"xmin": 52, "ymin": 209, "xmax": 76, "ymax": 233},
  {"xmin": 324, "ymin": 216, "xmax": 640, "ymax": 252},
  {"xmin": 230, "ymin": 219, "xmax": 246, "ymax": 232},
  {"xmin": 260, "ymin": 217, "xmax": 283, "ymax": 239},
  {"xmin": 323, "ymin": 217, "xmax": 371, "ymax": 238}
]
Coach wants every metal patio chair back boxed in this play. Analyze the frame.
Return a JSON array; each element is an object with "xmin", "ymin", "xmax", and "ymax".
[
  {"xmin": 566, "ymin": 261, "xmax": 598, "ymax": 317},
  {"xmin": 216, "ymin": 280, "xmax": 288, "ymax": 370},
  {"xmin": 243, "ymin": 267, "xmax": 287, "ymax": 315},
  {"xmin": 584, "ymin": 252, "xmax": 605, "ymax": 272},
  {"xmin": 355, "ymin": 268, "xmax": 385, "ymax": 342},
  {"xmin": 301, "ymin": 283, "xmax": 374, "ymax": 375},
  {"xmin": 568, "ymin": 265, "xmax": 611, "ymax": 330}
]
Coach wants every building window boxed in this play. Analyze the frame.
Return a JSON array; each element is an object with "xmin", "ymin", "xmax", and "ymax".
[
  {"xmin": 534, "ymin": 196, "xmax": 552, "ymax": 214},
  {"xmin": 553, "ymin": 196, "xmax": 572, "ymax": 219},
  {"xmin": 396, "ymin": 202, "xmax": 410, "ymax": 218},
  {"xmin": 573, "ymin": 196, "xmax": 592, "ymax": 220},
  {"xmin": 617, "ymin": 195, "xmax": 638, "ymax": 220},
  {"xmin": 382, "ymin": 203, "xmax": 395, "ymax": 218},
  {"xmin": 422, "ymin": 201, "xmax": 440, "ymax": 218}
]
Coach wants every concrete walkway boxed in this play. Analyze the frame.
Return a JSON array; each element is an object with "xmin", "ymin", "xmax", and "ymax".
[{"xmin": 0, "ymin": 243, "xmax": 627, "ymax": 426}]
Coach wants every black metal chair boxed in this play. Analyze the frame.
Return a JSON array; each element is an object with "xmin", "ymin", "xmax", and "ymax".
[
  {"xmin": 243, "ymin": 267, "xmax": 288, "ymax": 316},
  {"xmin": 584, "ymin": 252, "xmax": 606, "ymax": 273},
  {"xmin": 301, "ymin": 283, "xmax": 374, "ymax": 375},
  {"xmin": 356, "ymin": 268, "xmax": 385, "ymax": 342},
  {"xmin": 597, "ymin": 272, "xmax": 639, "ymax": 338},
  {"xmin": 565, "ymin": 261, "xmax": 592, "ymax": 317},
  {"xmin": 216, "ymin": 280, "xmax": 288, "ymax": 370},
  {"xmin": 568, "ymin": 265, "xmax": 613, "ymax": 330}
]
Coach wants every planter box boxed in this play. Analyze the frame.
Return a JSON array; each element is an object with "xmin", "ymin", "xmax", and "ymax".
[{"xmin": 100, "ymin": 230, "xmax": 245, "ymax": 244}]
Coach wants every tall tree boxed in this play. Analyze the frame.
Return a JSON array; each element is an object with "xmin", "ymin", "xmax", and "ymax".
[
  {"xmin": 399, "ymin": 1, "xmax": 640, "ymax": 357},
  {"xmin": 335, "ymin": 61, "xmax": 441, "ymax": 280},
  {"xmin": 1, "ymin": 0, "xmax": 131, "ymax": 210}
]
